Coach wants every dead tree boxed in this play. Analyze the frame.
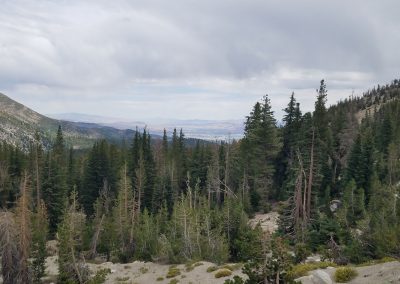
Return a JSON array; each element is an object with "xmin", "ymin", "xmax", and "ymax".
[
  {"xmin": 88, "ymin": 180, "xmax": 110, "ymax": 259},
  {"xmin": 0, "ymin": 211, "xmax": 19, "ymax": 284},
  {"xmin": 15, "ymin": 172, "xmax": 32, "ymax": 283},
  {"xmin": 306, "ymin": 128, "xmax": 315, "ymax": 220}
]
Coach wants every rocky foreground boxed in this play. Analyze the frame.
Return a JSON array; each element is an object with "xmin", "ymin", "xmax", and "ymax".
[
  {"xmin": 296, "ymin": 261, "xmax": 400, "ymax": 284},
  {"xmin": 42, "ymin": 256, "xmax": 246, "ymax": 284}
]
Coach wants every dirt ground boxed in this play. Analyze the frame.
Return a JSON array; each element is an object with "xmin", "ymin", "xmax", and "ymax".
[
  {"xmin": 42, "ymin": 256, "xmax": 246, "ymax": 284},
  {"xmin": 297, "ymin": 261, "xmax": 400, "ymax": 284},
  {"xmin": 248, "ymin": 211, "xmax": 279, "ymax": 234}
]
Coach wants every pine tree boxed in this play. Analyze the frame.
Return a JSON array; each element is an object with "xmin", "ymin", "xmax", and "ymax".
[
  {"xmin": 58, "ymin": 190, "xmax": 89, "ymax": 283},
  {"xmin": 31, "ymin": 200, "xmax": 48, "ymax": 283},
  {"xmin": 242, "ymin": 95, "xmax": 280, "ymax": 211},
  {"xmin": 276, "ymin": 93, "xmax": 302, "ymax": 199},
  {"xmin": 42, "ymin": 126, "xmax": 68, "ymax": 232}
]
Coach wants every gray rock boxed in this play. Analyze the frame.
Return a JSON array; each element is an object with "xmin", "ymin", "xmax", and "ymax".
[
  {"xmin": 295, "ymin": 270, "xmax": 333, "ymax": 284},
  {"xmin": 311, "ymin": 269, "xmax": 333, "ymax": 284},
  {"xmin": 305, "ymin": 254, "xmax": 321, "ymax": 263},
  {"xmin": 295, "ymin": 275, "xmax": 314, "ymax": 284}
]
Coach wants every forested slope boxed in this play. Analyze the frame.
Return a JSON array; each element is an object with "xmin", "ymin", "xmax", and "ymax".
[{"xmin": 0, "ymin": 79, "xmax": 399, "ymax": 283}]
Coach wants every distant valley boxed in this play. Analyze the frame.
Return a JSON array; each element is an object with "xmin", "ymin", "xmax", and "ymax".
[
  {"xmin": 0, "ymin": 93, "xmax": 242, "ymax": 152},
  {"xmin": 48, "ymin": 113, "xmax": 244, "ymax": 141}
]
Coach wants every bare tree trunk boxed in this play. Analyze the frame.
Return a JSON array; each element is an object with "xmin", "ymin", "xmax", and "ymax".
[
  {"xmin": 224, "ymin": 139, "xmax": 230, "ymax": 199},
  {"xmin": 0, "ymin": 211, "xmax": 19, "ymax": 284},
  {"xmin": 16, "ymin": 172, "xmax": 31, "ymax": 283},
  {"xmin": 89, "ymin": 214, "xmax": 104, "ymax": 258},
  {"xmin": 306, "ymin": 128, "xmax": 315, "ymax": 220},
  {"xmin": 35, "ymin": 146, "xmax": 41, "ymax": 208}
]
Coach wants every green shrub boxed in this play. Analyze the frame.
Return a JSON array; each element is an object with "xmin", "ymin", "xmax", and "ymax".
[
  {"xmin": 169, "ymin": 279, "xmax": 179, "ymax": 284},
  {"xmin": 87, "ymin": 268, "xmax": 111, "ymax": 284},
  {"xmin": 224, "ymin": 275, "xmax": 245, "ymax": 284},
  {"xmin": 185, "ymin": 261, "xmax": 204, "ymax": 271},
  {"xmin": 207, "ymin": 266, "xmax": 219, "ymax": 273},
  {"xmin": 221, "ymin": 264, "xmax": 242, "ymax": 271},
  {"xmin": 288, "ymin": 262, "xmax": 336, "ymax": 279},
  {"xmin": 156, "ymin": 277, "xmax": 164, "ymax": 281},
  {"xmin": 215, "ymin": 268, "xmax": 232, "ymax": 278},
  {"xmin": 294, "ymin": 243, "xmax": 311, "ymax": 263},
  {"xmin": 334, "ymin": 267, "xmax": 358, "ymax": 282},
  {"xmin": 166, "ymin": 267, "xmax": 181, "ymax": 278},
  {"xmin": 356, "ymin": 256, "xmax": 398, "ymax": 267}
]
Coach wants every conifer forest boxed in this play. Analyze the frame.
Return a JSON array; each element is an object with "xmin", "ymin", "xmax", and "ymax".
[{"xmin": 1, "ymin": 79, "xmax": 400, "ymax": 283}]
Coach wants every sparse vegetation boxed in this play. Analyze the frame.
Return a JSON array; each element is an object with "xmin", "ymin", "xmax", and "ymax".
[
  {"xmin": 334, "ymin": 267, "xmax": 358, "ymax": 282},
  {"xmin": 185, "ymin": 261, "xmax": 204, "ymax": 271},
  {"xmin": 166, "ymin": 267, "xmax": 181, "ymax": 278},
  {"xmin": 356, "ymin": 257, "xmax": 398, "ymax": 267},
  {"xmin": 215, "ymin": 268, "xmax": 232, "ymax": 278},
  {"xmin": 288, "ymin": 262, "xmax": 337, "ymax": 279},
  {"xmin": 87, "ymin": 268, "xmax": 111, "ymax": 284},
  {"xmin": 207, "ymin": 266, "xmax": 219, "ymax": 273}
]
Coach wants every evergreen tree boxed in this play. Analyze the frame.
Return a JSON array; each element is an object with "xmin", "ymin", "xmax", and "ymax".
[
  {"xmin": 42, "ymin": 126, "xmax": 68, "ymax": 232},
  {"xmin": 242, "ymin": 95, "xmax": 280, "ymax": 211},
  {"xmin": 31, "ymin": 200, "xmax": 48, "ymax": 283}
]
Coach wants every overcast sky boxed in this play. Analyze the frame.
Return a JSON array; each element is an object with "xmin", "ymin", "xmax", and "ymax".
[{"xmin": 1, "ymin": 0, "xmax": 399, "ymax": 121}]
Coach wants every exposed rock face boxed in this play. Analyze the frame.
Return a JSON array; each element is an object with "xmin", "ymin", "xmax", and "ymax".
[
  {"xmin": 248, "ymin": 211, "xmax": 279, "ymax": 234},
  {"xmin": 312, "ymin": 270, "xmax": 332, "ymax": 284},
  {"xmin": 296, "ymin": 261, "xmax": 400, "ymax": 284}
]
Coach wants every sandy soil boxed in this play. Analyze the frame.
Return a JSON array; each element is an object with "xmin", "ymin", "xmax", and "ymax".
[
  {"xmin": 42, "ymin": 256, "xmax": 246, "ymax": 284},
  {"xmin": 297, "ymin": 261, "xmax": 400, "ymax": 284},
  {"xmin": 248, "ymin": 211, "xmax": 279, "ymax": 234}
]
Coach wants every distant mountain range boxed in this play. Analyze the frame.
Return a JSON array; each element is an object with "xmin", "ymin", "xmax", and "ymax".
[
  {"xmin": 48, "ymin": 113, "xmax": 244, "ymax": 141},
  {"xmin": 0, "ymin": 93, "xmax": 243, "ymax": 151},
  {"xmin": 0, "ymin": 93, "xmax": 137, "ymax": 150}
]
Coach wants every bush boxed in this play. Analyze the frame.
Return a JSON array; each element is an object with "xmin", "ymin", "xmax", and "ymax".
[
  {"xmin": 287, "ymin": 262, "xmax": 336, "ymax": 279},
  {"xmin": 156, "ymin": 277, "xmax": 164, "ymax": 281},
  {"xmin": 294, "ymin": 243, "xmax": 311, "ymax": 263},
  {"xmin": 87, "ymin": 268, "xmax": 111, "ymax": 284},
  {"xmin": 221, "ymin": 263, "xmax": 242, "ymax": 271},
  {"xmin": 185, "ymin": 261, "xmax": 203, "ymax": 271},
  {"xmin": 233, "ymin": 225, "xmax": 263, "ymax": 261},
  {"xmin": 215, "ymin": 268, "xmax": 232, "ymax": 278},
  {"xmin": 224, "ymin": 275, "xmax": 245, "ymax": 284},
  {"xmin": 334, "ymin": 267, "xmax": 358, "ymax": 283},
  {"xmin": 166, "ymin": 267, "xmax": 181, "ymax": 278},
  {"xmin": 207, "ymin": 266, "xmax": 219, "ymax": 272}
]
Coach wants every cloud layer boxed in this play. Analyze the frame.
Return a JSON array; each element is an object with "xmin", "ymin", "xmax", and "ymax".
[{"xmin": 1, "ymin": 0, "xmax": 399, "ymax": 120}]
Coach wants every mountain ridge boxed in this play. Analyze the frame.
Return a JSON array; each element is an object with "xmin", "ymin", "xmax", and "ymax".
[{"xmin": 0, "ymin": 93, "xmax": 137, "ymax": 150}]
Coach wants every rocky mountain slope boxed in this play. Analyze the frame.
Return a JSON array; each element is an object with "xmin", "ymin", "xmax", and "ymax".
[{"xmin": 0, "ymin": 93, "xmax": 136, "ymax": 150}]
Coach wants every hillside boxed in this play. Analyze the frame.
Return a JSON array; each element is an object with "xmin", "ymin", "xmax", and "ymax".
[{"xmin": 0, "ymin": 93, "xmax": 137, "ymax": 150}]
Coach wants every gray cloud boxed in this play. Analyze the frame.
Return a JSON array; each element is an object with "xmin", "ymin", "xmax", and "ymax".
[{"xmin": 0, "ymin": 0, "xmax": 399, "ymax": 121}]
